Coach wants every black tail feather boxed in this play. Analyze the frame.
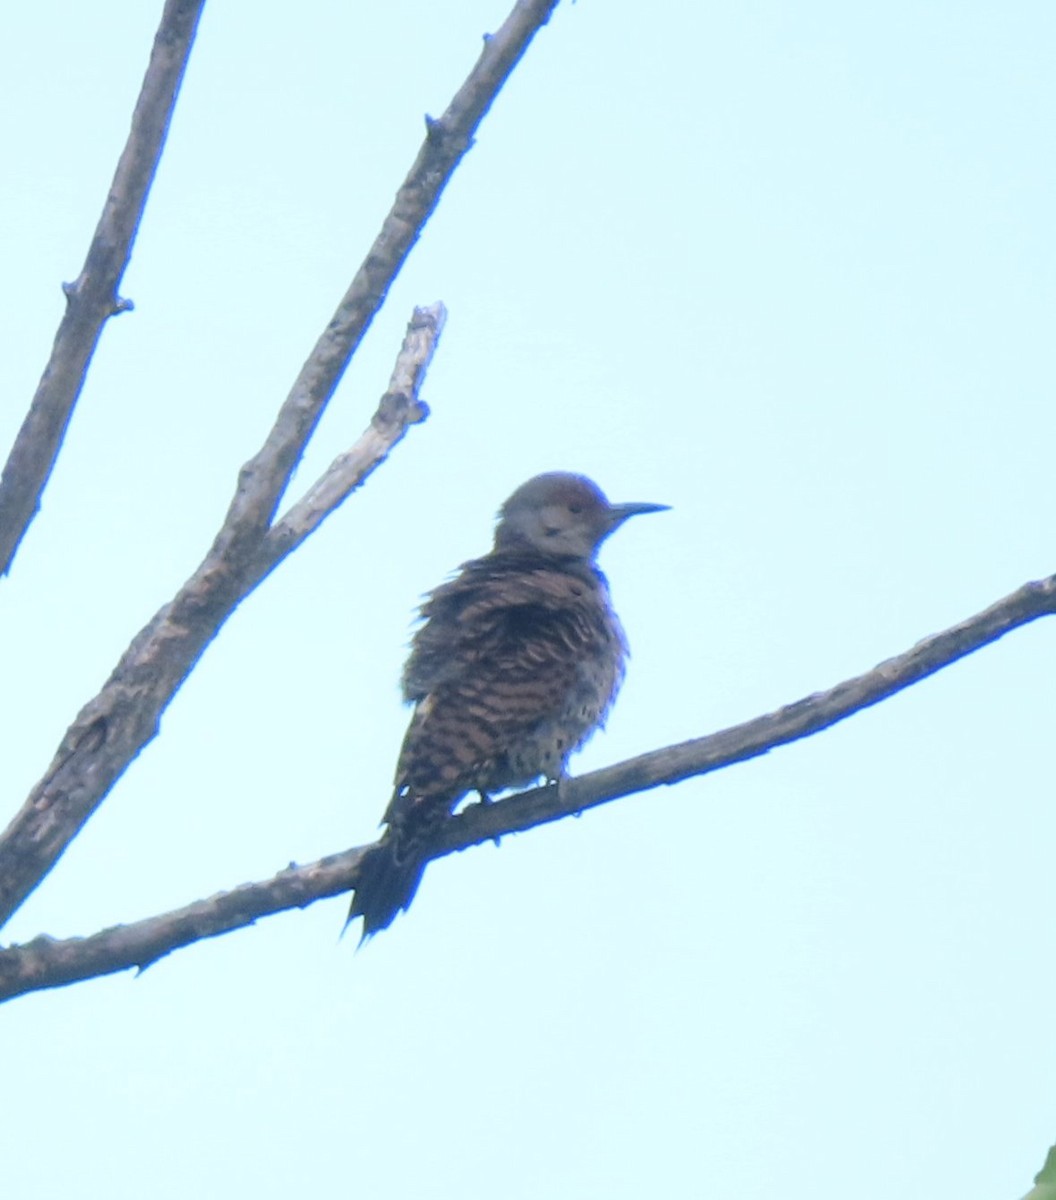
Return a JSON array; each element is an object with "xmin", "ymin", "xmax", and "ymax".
[{"xmin": 346, "ymin": 839, "xmax": 427, "ymax": 942}]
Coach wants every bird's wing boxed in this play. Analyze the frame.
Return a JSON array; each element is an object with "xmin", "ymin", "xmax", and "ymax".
[
  {"xmin": 401, "ymin": 558, "xmax": 602, "ymax": 700},
  {"xmin": 390, "ymin": 559, "xmax": 618, "ymax": 812}
]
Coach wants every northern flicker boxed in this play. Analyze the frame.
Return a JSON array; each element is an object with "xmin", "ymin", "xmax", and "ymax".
[{"xmin": 348, "ymin": 471, "xmax": 667, "ymax": 938}]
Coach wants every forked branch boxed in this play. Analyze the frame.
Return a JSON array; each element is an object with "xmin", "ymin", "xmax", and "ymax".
[
  {"xmin": 0, "ymin": 302, "xmax": 443, "ymax": 933},
  {"xmin": 0, "ymin": 0, "xmax": 559, "ymax": 932}
]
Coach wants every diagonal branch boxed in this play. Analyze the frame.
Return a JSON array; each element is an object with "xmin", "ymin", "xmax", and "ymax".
[
  {"xmin": 431, "ymin": 572, "xmax": 1056, "ymax": 842},
  {"xmin": 0, "ymin": 0, "xmax": 558, "ymax": 933},
  {"xmin": 0, "ymin": 849, "xmax": 365, "ymax": 1004},
  {"xmin": 0, "ymin": 0, "xmax": 206, "ymax": 578},
  {"xmin": 211, "ymin": 0, "xmax": 561, "ymax": 563},
  {"xmin": 2, "ymin": 571, "xmax": 1053, "ymax": 1002}
]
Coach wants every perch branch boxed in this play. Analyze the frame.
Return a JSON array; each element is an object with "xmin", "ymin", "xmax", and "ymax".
[
  {"xmin": 1, "ymin": 571, "xmax": 1053, "ymax": 1002},
  {"xmin": 0, "ymin": 849, "xmax": 365, "ymax": 1003},
  {"xmin": 0, "ymin": 0, "xmax": 205, "ymax": 577}
]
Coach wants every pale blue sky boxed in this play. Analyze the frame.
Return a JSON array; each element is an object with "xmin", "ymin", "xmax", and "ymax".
[{"xmin": 2, "ymin": 3, "xmax": 1055, "ymax": 1197}]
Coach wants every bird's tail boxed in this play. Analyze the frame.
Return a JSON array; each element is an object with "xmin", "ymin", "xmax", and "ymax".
[{"xmin": 346, "ymin": 835, "xmax": 427, "ymax": 942}]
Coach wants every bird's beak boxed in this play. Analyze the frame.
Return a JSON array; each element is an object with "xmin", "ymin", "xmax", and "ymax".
[{"xmin": 607, "ymin": 500, "xmax": 670, "ymax": 527}]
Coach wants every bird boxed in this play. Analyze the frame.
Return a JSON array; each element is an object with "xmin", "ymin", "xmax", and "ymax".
[{"xmin": 347, "ymin": 471, "xmax": 668, "ymax": 939}]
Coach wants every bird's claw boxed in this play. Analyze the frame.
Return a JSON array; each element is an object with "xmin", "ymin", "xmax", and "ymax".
[{"xmin": 477, "ymin": 791, "xmax": 501, "ymax": 847}]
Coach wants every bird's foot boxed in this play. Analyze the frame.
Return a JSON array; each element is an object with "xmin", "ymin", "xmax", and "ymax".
[
  {"xmin": 554, "ymin": 774, "xmax": 582, "ymax": 817},
  {"xmin": 476, "ymin": 790, "xmax": 501, "ymax": 847}
]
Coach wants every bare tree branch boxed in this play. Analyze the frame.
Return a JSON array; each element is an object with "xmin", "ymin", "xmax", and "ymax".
[
  {"xmin": 2, "ymin": 572, "xmax": 1052, "ymax": 1002},
  {"xmin": 437, "ymin": 572, "xmax": 1056, "ymax": 842},
  {"xmin": 0, "ymin": 304, "xmax": 442, "ymax": 933},
  {"xmin": 0, "ymin": 0, "xmax": 205, "ymax": 577},
  {"xmin": 0, "ymin": 0, "xmax": 558, "ymax": 933},
  {"xmin": 0, "ymin": 849, "xmax": 365, "ymax": 1004},
  {"xmin": 256, "ymin": 301, "xmax": 445, "ymax": 571},
  {"xmin": 211, "ymin": 0, "xmax": 561, "ymax": 564}
]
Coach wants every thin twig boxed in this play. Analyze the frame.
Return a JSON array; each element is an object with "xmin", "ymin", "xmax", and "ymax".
[
  {"xmin": 2, "ymin": 572, "xmax": 1052, "ymax": 1002},
  {"xmin": 258, "ymin": 302, "xmax": 445, "ymax": 568},
  {"xmin": 0, "ymin": 0, "xmax": 205, "ymax": 577}
]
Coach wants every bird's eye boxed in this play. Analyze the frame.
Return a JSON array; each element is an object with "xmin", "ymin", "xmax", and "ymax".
[{"xmin": 567, "ymin": 503, "xmax": 583, "ymax": 514}]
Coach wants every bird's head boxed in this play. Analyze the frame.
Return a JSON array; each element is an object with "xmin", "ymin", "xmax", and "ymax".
[{"xmin": 493, "ymin": 472, "xmax": 668, "ymax": 561}]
